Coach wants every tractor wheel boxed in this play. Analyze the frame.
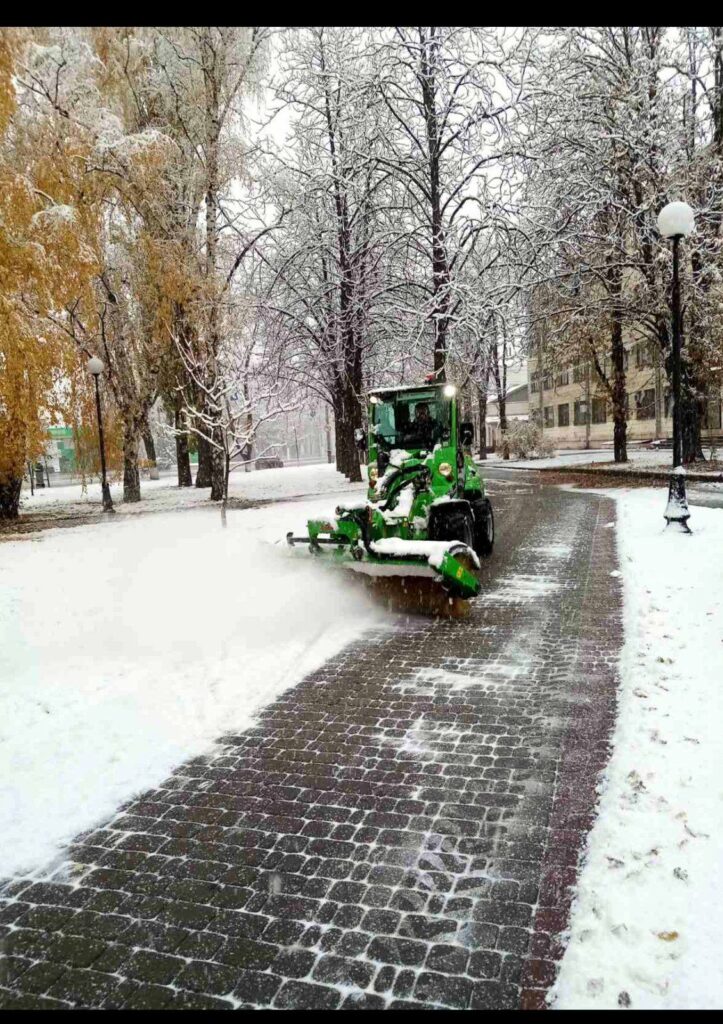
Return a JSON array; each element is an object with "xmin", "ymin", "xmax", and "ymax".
[
  {"xmin": 432, "ymin": 505, "xmax": 475, "ymax": 549},
  {"xmin": 473, "ymin": 499, "xmax": 494, "ymax": 557}
]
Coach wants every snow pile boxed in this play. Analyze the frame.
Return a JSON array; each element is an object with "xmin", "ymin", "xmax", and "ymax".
[
  {"xmin": 379, "ymin": 481, "xmax": 415, "ymax": 522},
  {"xmin": 369, "ymin": 537, "xmax": 479, "ymax": 570},
  {"xmin": 0, "ymin": 498, "xmax": 383, "ymax": 879},
  {"xmin": 553, "ymin": 490, "xmax": 723, "ymax": 1010},
  {"xmin": 389, "ymin": 449, "xmax": 413, "ymax": 467}
]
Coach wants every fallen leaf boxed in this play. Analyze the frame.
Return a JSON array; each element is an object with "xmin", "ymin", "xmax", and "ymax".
[
  {"xmin": 657, "ymin": 931, "xmax": 679, "ymax": 942},
  {"xmin": 618, "ymin": 991, "xmax": 632, "ymax": 1008},
  {"xmin": 673, "ymin": 867, "xmax": 689, "ymax": 882}
]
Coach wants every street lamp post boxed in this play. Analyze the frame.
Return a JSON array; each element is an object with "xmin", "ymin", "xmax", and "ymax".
[
  {"xmin": 87, "ymin": 356, "xmax": 114, "ymax": 513},
  {"xmin": 657, "ymin": 201, "xmax": 695, "ymax": 533}
]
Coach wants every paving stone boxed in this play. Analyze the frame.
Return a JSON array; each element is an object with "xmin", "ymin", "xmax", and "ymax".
[
  {"xmin": 7, "ymin": 960, "xmax": 64, "ymax": 994},
  {"xmin": 414, "ymin": 971, "xmax": 473, "ymax": 1009},
  {"xmin": 341, "ymin": 991, "xmax": 386, "ymax": 1009},
  {"xmin": 125, "ymin": 949, "xmax": 185, "ymax": 985},
  {"xmin": 367, "ymin": 935, "xmax": 428, "ymax": 967},
  {"xmin": 174, "ymin": 960, "xmax": 238, "ymax": 996},
  {"xmin": 274, "ymin": 979, "xmax": 342, "ymax": 1009},
  {"xmin": 470, "ymin": 979, "xmax": 520, "ymax": 1009},
  {"xmin": 121, "ymin": 983, "xmax": 175, "ymax": 1009},
  {"xmin": 46, "ymin": 967, "xmax": 124, "ymax": 1007},
  {"xmin": 426, "ymin": 943, "xmax": 469, "ymax": 974},
  {"xmin": 216, "ymin": 937, "xmax": 277, "ymax": 970},
  {"xmin": 44, "ymin": 934, "xmax": 107, "ymax": 969},
  {"xmin": 312, "ymin": 954, "xmax": 375, "ymax": 989}
]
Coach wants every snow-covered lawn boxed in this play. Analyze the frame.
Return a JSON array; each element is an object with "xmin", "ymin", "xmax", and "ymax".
[
  {"xmin": 17, "ymin": 462, "xmax": 366, "ymax": 518},
  {"xmin": 553, "ymin": 489, "xmax": 723, "ymax": 1009},
  {"xmin": 496, "ymin": 447, "xmax": 722, "ymax": 475},
  {"xmin": 0, "ymin": 496, "xmax": 382, "ymax": 879}
]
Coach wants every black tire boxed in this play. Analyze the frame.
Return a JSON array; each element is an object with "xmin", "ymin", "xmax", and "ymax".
[
  {"xmin": 431, "ymin": 505, "xmax": 475, "ymax": 549},
  {"xmin": 472, "ymin": 499, "xmax": 494, "ymax": 557}
]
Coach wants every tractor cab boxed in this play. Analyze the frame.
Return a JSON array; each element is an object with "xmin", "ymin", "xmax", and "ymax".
[{"xmin": 366, "ymin": 383, "xmax": 477, "ymax": 499}]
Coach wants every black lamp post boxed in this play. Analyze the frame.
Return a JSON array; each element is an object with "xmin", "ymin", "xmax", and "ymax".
[
  {"xmin": 657, "ymin": 201, "xmax": 695, "ymax": 533},
  {"xmin": 87, "ymin": 356, "xmax": 114, "ymax": 512}
]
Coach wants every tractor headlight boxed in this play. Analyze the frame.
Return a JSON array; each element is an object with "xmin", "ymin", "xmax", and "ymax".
[
  {"xmin": 438, "ymin": 462, "xmax": 453, "ymax": 479},
  {"xmin": 369, "ymin": 465, "xmax": 378, "ymax": 484}
]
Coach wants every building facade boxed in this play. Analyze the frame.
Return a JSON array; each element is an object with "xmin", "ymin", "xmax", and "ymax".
[
  {"xmin": 484, "ymin": 383, "xmax": 530, "ymax": 450},
  {"xmin": 527, "ymin": 340, "xmax": 722, "ymax": 449}
]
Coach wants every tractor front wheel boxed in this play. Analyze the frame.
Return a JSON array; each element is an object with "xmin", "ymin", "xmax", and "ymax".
[{"xmin": 432, "ymin": 505, "xmax": 475, "ymax": 549}]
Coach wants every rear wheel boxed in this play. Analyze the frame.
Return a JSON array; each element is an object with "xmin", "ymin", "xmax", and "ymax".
[{"xmin": 473, "ymin": 499, "xmax": 494, "ymax": 557}]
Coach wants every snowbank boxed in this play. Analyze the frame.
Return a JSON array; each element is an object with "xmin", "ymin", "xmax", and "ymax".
[
  {"xmin": 552, "ymin": 490, "xmax": 723, "ymax": 1009},
  {"xmin": 0, "ymin": 497, "xmax": 382, "ymax": 879},
  {"xmin": 492, "ymin": 447, "xmax": 721, "ymax": 474}
]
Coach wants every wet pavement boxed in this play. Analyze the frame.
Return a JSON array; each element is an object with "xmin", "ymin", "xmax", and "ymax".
[{"xmin": 0, "ymin": 472, "xmax": 622, "ymax": 1009}]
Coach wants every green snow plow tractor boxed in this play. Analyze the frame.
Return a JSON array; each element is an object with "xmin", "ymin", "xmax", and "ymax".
[{"xmin": 287, "ymin": 381, "xmax": 494, "ymax": 614}]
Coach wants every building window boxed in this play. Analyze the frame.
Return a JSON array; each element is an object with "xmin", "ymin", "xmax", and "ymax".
[
  {"xmin": 557, "ymin": 403, "xmax": 570, "ymax": 427},
  {"xmin": 623, "ymin": 349, "xmax": 630, "ymax": 371},
  {"xmin": 591, "ymin": 397, "xmax": 607, "ymax": 424},
  {"xmin": 544, "ymin": 406, "xmax": 554, "ymax": 428},
  {"xmin": 634, "ymin": 388, "xmax": 656, "ymax": 420},
  {"xmin": 531, "ymin": 408, "xmax": 542, "ymax": 427},
  {"xmin": 635, "ymin": 341, "xmax": 655, "ymax": 368},
  {"xmin": 555, "ymin": 368, "xmax": 569, "ymax": 387},
  {"xmin": 663, "ymin": 388, "xmax": 673, "ymax": 419},
  {"xmin": 542, "ymin": 373, "xmax": 552, "ymax": 391},
  {"xmin": 572, "ymin": 364, "xmax": 585, "ymax": 384},
  {"xmin": 530, "ymin": 371, "xmax": 539, "ymax": 394},
  {"xmin": 573, "ymin": 400, "xmax": 588, "ymax": 426}
]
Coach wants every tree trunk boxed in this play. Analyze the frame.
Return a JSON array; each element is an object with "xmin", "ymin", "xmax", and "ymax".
[
  {"xmin": 142, "ymin": 426, "xmax": 159, "ymax": 480},
  {"xmin": 210, "ymin": 432, "xmax": 225, "ymax": 501},
  {"xmin": 680, "ymin": 375, "xmax": 705, "ymax": 464},
  {"xmin": 175, "ymin": 409, "xmax": 192, "ymax": 487},
  {"xmin": 334, "ymin": 383, "xmax": 362, "ymax": 483},
  {"xmin": 610, "ymin": 297, "xmax": 628, "ymax": 463},
  {"xmin": 419, "ymin": 29, "xmax": 451, "ymax": 381},
  {"xmin": 142, "ymin": 427, "xmax": 156, "ymax": 463},
  {"xmin": 195, "ymin": 434, "xmax": 212, "ymax": 487},
  {"xmin": 0, "ymin": 476, "xmax": 22, "ymax": 520},
  {"xmin": 498, "ymin": 394, "xmax": 509, "ymax": 460},
  {"xmin": 477, "ymin": 386, "xmax": 487, "ymax": 459},
  {"xmin": 123, "ymin": 426, "xmax": 141, "ymax": 503}
]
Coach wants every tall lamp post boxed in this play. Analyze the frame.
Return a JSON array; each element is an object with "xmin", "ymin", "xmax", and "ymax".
[
  {"xmin": 87, "ymin": 356, "xmax": 114, "ymax": 513},
  {"xmin": 656, "ymin": 201, "xmax": 695, "ymax": 533}
]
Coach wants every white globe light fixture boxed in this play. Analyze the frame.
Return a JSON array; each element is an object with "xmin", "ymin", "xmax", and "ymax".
[
  {"xmin": 87, "ymin": 356, "xmax": 105, "ymax": 376},
  {"xmin": 443, "ymin": 384, "xmax": 457, "ymax": 398},
  {"xmin": 657, "ymin": 201, "xmax": 695, "ymax": 239}
]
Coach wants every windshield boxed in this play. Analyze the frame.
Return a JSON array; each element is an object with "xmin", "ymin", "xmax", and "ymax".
[{"xmin": 372, "ymin": 390, "xmax": 452, "ymax": 452}]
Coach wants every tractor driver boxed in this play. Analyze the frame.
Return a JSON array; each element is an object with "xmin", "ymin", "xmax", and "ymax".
[{"xmin": 410, "ymin": 401, "xmax": 439, "ymax": 449}]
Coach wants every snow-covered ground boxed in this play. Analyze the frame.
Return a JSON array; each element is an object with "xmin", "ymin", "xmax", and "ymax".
[
  {"xmin": 553, "ymin": 489, "xmax": 723, "ymax": 1009},
  {"xmin": 0, "ymin": 495, "xmax": 383, "ymax": 879},
  {"xmin": 492, "ymin": 447, "xmax": 722, "ymax": 474},
  {"xmin": 17, "ymin": 462, "xmax": 366, "ymax": 519}
]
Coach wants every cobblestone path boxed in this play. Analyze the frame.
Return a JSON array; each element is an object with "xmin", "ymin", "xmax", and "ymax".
[{"xmin": 0, "ymin": 476, "xmax": 622, "ymax": 1009}]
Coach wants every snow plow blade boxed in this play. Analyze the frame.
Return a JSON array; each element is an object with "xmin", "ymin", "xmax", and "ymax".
[{"xmin": 286, "ymin": 532, "xmax": 480, "ymax": 616}]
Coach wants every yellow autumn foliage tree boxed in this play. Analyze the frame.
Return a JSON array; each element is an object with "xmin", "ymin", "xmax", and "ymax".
[{"xmin": 0, "ymin": 29, "xmax": 100, "ymax": 517}]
